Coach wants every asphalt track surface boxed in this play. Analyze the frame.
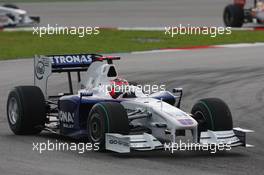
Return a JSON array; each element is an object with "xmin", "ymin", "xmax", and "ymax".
[
  {"xmin": 0, "ymin": 46, "xmax": 264, "ymax": 175},
  {"xmin": 13, "ymin": 0, "xmax": 231, "ymax": 27}
]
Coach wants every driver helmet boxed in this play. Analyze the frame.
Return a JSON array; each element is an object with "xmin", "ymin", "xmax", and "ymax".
[
  {"xmin": 109, "ymin": 77, "xmax": 129, "ymax": 98},
  {"xmin": 257, "ymin": 1, "xmax": 264, "ymax": 10}
]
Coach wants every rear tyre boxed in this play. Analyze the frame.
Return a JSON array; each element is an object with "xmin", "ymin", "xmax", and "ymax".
[
  {"xmin": 87, "ymin": 102, "xmax": 129, "ymax": 151},
  {"xmin": 3, "ymin": 4, "xmax": 19, "ymax": 9},
  {"xmin": 223, "ymin": 4, "xmax": 244, "ymax": 27},
  {"xmin": 191, "ymin": 98, "xmax": 233, "ymax": 139},
  {"xmin": 7, "ymin": 86, "xmax": 46, "ymax": 135},
  {"xmin": 257, "ymin": 19, "xmax": 264, "ymax": 24}
]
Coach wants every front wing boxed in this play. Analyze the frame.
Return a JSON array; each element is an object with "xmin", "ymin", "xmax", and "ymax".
[{"xmin": 105, "ymin": 127, "xmax": 254, "ymax": 153}]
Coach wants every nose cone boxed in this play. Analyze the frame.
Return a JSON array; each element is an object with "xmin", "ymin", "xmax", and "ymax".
[{"xmin": 151, "ymin": 100, "xmax": 198, "ymax": 127}]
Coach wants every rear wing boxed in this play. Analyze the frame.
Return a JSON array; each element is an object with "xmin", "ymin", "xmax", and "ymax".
[{"xmin": 34, "ymin": 54, "xmax": 120, "ymax": 98}]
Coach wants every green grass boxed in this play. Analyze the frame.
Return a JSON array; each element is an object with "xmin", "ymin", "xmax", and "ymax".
[
  {"xmin": 0, "ymin": 0, "xmax": 95, "ymax": 2},
  {"xmin": 0, "ymin": 29, "xmax": 264, "ymax": 60}
]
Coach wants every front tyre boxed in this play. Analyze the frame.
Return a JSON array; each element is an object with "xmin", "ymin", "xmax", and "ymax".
[
  {"xmin": 7, "ymin": 86, "xmax": 46, "ymax": 135},
  {"xmin": 223, "ymin": 4, "xmax": 244, "ymax": 27},
  {"xmin": 191, "ymin": 98, "xmax": 233, "ymax": 139},
  {"xmin": 87, "ymin": 102, "xmax": 129, "ymax": 151}
]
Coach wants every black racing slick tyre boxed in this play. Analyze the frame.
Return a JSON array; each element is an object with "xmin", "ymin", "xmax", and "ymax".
[
  {"xmin": 7, "ymin": 86, "xmax": 46, "ymax": 135},
  {"xmin": 257, "ymin": 19, "xmax": 263, "ymax": 24},
  {"xmin": 191, "ymin": 98, "xmax": 233, "ymax": 139},
  {"xmin": 223, "ymin": 4, "xmax": 244, "ymax": 27},
  {"xmin": 87, "ymin": 102, "xmax": 129, "ymax": 151},
  {"xmin": 3, "ymin": 4, "xmax": 19, "ymax": 9}
]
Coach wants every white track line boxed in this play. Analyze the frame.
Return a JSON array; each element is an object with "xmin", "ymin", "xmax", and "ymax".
[
  {"xmin": 218, "ymin": 42, "xmax": 264, "ymax": 48},
  {"xmin": 130, "ymin": 43, "xmax": 264, "ymax": 54}
]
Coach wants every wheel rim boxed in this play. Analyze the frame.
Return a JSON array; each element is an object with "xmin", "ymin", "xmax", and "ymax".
[
  {"xmin": 8, "ymin": 97, "xmax": 19, "ymax": 125},
  {"xmin": 89, "ymin": 113, "xmax": 103, "ymax": 142},
  {"xmin": 194, "ymin": 111, "xmax": 207, "ymax": 131}
]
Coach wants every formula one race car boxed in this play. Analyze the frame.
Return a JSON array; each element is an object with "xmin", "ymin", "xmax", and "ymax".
[
  {"xmin": 0, "ymin": 4, "xmax": 40, "ymax": 28},
  {"xmin": 6, "ymin": 54, "xmax": 253, "ymax": 153},
  {"xmin": 223, "ymin": 0, "xmax": 264, "ymax": 27}
]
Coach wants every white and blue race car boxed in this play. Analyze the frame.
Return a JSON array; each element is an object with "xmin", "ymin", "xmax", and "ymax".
[
  {"xmin": 6, "ymin": 54, "xmax": 253, "ymax": 153},
  {"xmin": 0, "ymin": 4, "xmax": 40, "ymax": 28}
]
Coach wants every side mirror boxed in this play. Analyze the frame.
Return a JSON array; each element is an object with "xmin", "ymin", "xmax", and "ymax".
[
  {"xmin": 173, "ymin": 88, "xmax": 183, "ymax": 93},
  {"xmin": 172, "ymin": 88, "xmax": 183, "ymax": 108}
]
